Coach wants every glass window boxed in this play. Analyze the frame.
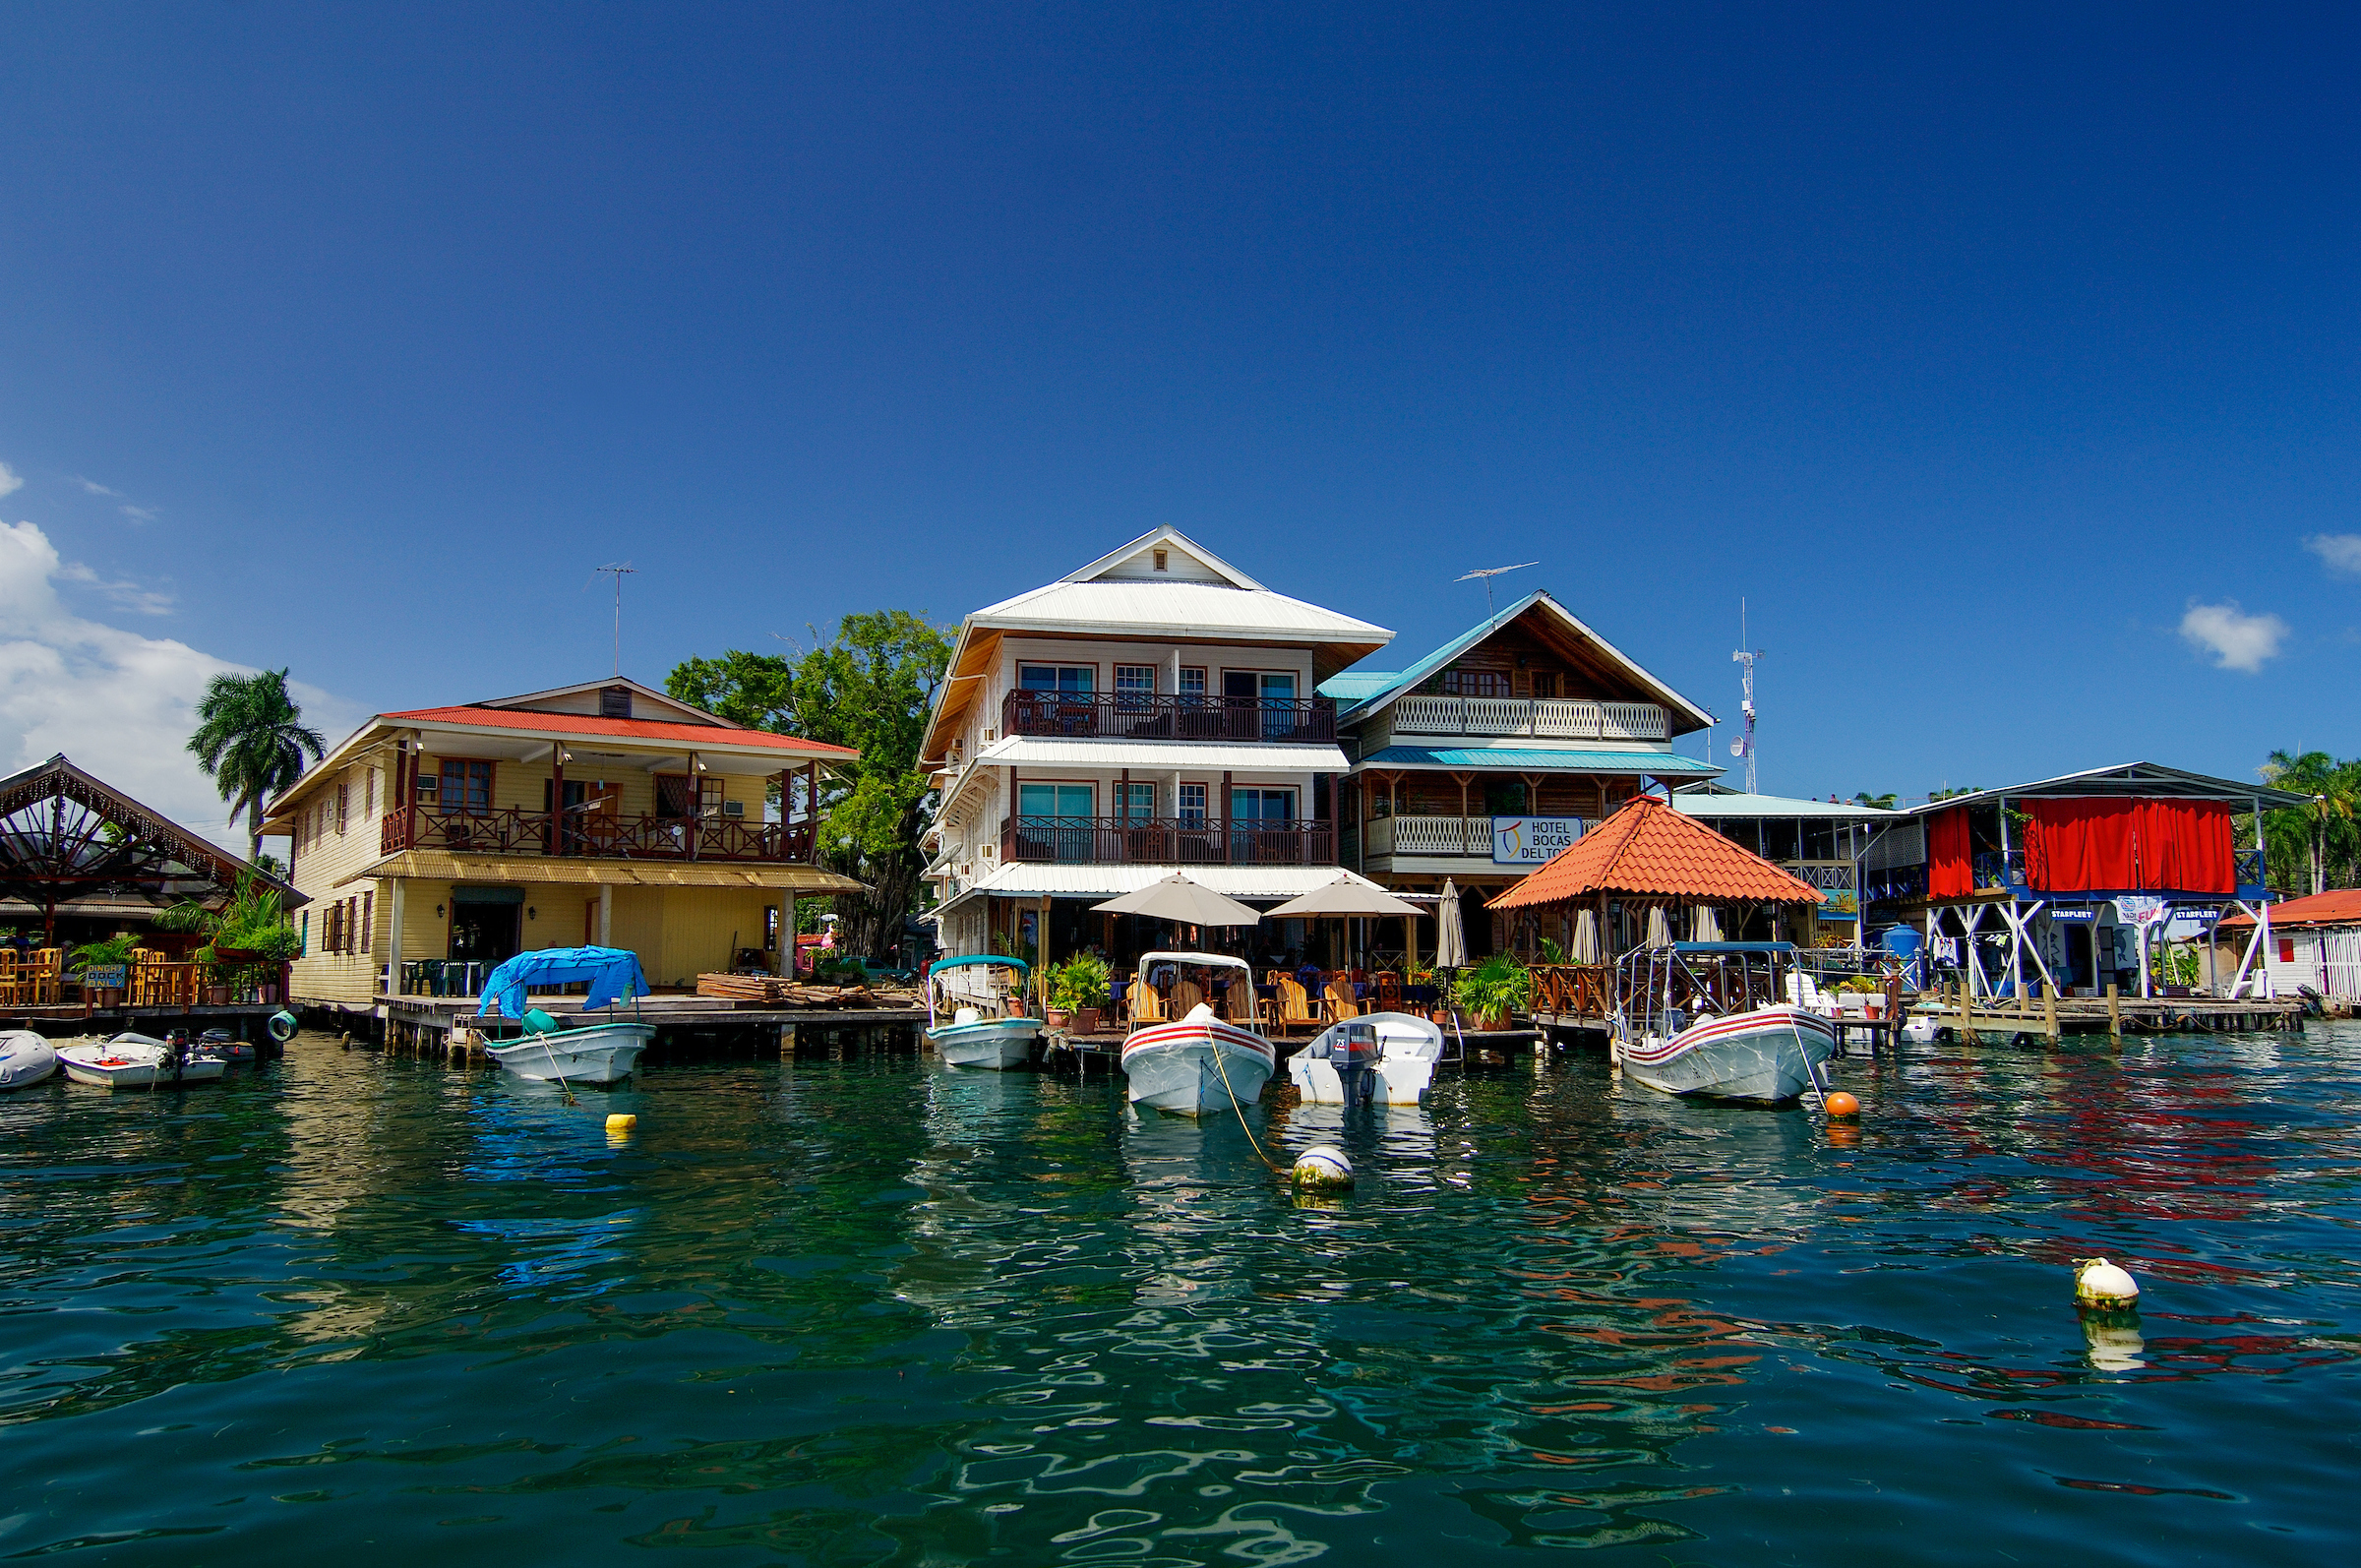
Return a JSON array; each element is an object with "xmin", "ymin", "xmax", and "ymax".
[
  {"xmin": 1119, "ymin": 782, "xmax": 1156, "ymax": 820},
  {"xmin": 440, "ymin": 759, "xmax": 493, "ymax": 814},
  {"xmin": 1178, "ymin": 783, "xmax": 1207, "ymax": 823},
  {"xmin": 1802, "ymin": 820, "xmax": 1840, "ymax": 860},
  {"xmin": 1530, "ymin": 672, "xmax": 1558, "ymax": 698},
  {"xmin": 1764, "ymin": 817, "xmax": 1800, "ymax": 861},
  {"xmin": 1115, "ymin": 665, "xmax": 1156, "ymax": 696},
  {"xmin": 1018, "ymin": 664, "xmax": 1094, "ymax": 694},
  {"xmin": 1018, "ymin": 783, "xmax": 1095, "ymax": 818},
  {"xmin": 1178, "ymin": 667, "xmax": 1206, "ymax": 695},
  {"xmin": 1233, "ymin": 788, "xmax": 1296, "ymax": 822},
  {"xmin": 1442, "ymin": 668, "xmax": 1512, "ymax": 698}
]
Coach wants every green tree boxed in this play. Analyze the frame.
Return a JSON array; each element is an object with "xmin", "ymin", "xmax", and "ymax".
[
  {"xmin": 2260, "ymin": 749, "xmax": 2358, "ymax": 895},
  {"xmin": 188, "ymin": 669, "xmax": 328, "ymax": 862},
  {"xmin": 1851, "ymin": 791, "xmax": 1899, "ymax": 810},
  {"xmin": 669, "ymin": 611, "xmax": 952, "ymax": 956}
]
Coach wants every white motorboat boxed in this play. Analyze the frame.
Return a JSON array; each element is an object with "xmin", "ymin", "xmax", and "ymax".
[
  {"xmin": 1288, "ymin": 1011, "xmax": 1448, "ymax": 1106},
  {"xmin": 1610, "ymin": 942, "xmax": 1838, "ymax": 1104},
  {"xmin": 484, "ymin": 1020, "xmax": 655, "ymax": 1085},
  {"xmin": 924, "ymin": 955, "xmax": 1040, "ymax": 1069},
  {"xmin": 57, "ymin": 1033, "xmax": 227, "ymax": 1090},
  {"xmin": 1120, "ymin": 952, "xmax": 1276, "ymax": 1116},
  {"xmin": 0, "ymin": 1030, "xmax": 58, "ymax": 1090}
]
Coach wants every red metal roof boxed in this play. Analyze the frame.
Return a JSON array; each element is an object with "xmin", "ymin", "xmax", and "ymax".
[
  {"xmin": 1488, "ymin": 796, "xmax": 1823, "ymax": 909},
  {"xmin": 2217, "ymin": 888, "xmax": 2361, "ymax": 928},
  {"xmin": 383, "ymin": 705, "xmax": 857, "ymax": 756}
]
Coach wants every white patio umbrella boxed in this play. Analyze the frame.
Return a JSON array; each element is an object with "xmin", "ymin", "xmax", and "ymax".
[
  {"xmin": 1573, "ymin": 908, "xmax": 1602, "ymax": 964},
  {"xmin": 1693, "ymin": 905, "xmax": 1724, "ymax": 941},
  {"xmin": 1263, "ymin": 873, "xmax": 1423, "ymax": 920},
  {"xmin": 1092, "ymin": 873, "xmax": 1262, "ymax": 929},
  {"xmin": 1435, "ymin": 878, "xmax": 1468, "ymax": 970},
  {"xmin": 1645, "ymin": 905, "xmax": 1672, "ymax": 948}
]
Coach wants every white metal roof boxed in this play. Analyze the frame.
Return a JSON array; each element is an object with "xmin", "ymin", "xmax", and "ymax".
[
  {"xmin": 938, "ymin": 862, "xmax": 1396, "ymax": 906},
  {"xmin": 975, "ymin": 735, "xmax": 1349, "ymax": 774},
  {"xmin": 1672, "ymin": 792, "xmax": 1905, "ymax": 819},
  {"xmin": 967, "ymin": 578, "xmax": 1391, "ymax": 642}
]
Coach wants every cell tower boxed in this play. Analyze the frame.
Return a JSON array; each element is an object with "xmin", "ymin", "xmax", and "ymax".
[{"xmin": 1730, "ymin": 600, "xmax": 1762, "ymax": 795}]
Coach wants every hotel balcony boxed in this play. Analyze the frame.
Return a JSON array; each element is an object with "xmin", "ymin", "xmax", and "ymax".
[
  {"xmin": 381, "ymin": 806, "xmax": 817, "ymax": 864},
  {"xmin": 1389, "ymin": 695, "xmax": 1667, "ymax": 741},
  {"xmin": 1360, "ymin": 814, "xmax": 1602, "ymax": 864},
  {"xmin": 999, "ymin": 814, "xmax": 1335, "ymax": 867},
  {"xmin": 1001, "ymin": 691, "xmax": 1338, "ymax": 743}
]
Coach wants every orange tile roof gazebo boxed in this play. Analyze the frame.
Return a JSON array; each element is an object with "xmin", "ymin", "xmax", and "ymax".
[{"xmin": 1487, "ymin": 795, "xmax": 1823, "ymax": 911}]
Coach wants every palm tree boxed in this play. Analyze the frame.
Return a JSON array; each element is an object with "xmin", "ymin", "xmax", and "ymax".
[
  {"xmin": 1852, "ymin": 791, "xmax": 1899, "ymax": 810},
  {"xmin": 2261, "ymin": 749, "xmax": 2356, "ymax": 895},
  {"xmin": 188, "ymin": 670, "xmax": 327, "ymax": 862}
]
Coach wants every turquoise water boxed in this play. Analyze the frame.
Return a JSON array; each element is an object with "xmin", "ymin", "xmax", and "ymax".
[{"xmin": 3, "ymin": 1027, "xmax": 2358, "ymax": 1564}]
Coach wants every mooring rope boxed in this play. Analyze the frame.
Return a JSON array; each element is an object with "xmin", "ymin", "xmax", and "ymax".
[{"xmin": 1206, "ymin": 1034, "xmax": 1289, "ymax": 1174}]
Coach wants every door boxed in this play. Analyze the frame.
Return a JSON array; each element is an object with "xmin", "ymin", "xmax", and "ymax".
[
  {"xmin": 448, "ymin": 896, "xmax": 523, "ymax": 994},
  {"xmin": 1230, "ymin": 788, "xmax": 1297, "ymax": 863},
  {"xmin": 1017, "ymin": 783, "xmax": 1095, "ymax": 862}
]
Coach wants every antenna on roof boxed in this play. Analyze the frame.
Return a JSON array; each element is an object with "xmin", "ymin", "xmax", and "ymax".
[
  {"xmin": 1455, "ymin": 561, "xmax": 1539, "ymax": 626},
  {"xmin": 593, "ymin": 563, "xmax": 638, "ymax": 677},
  {"xmin": 1730, "ymin": 598, "xmax": 1762, "ymax": 795}
]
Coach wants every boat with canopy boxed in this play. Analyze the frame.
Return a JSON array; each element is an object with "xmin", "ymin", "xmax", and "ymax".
[
  {"xmin": 475, "ymin": 945, "xmax": 656, "ymax": 1085},
  {"xmin": 1119, "ymin": 951, "xmax": 1277, "ymax": 1115},
  {"xmin": 924, "ymin": 955, "xmax": 1040, "ymax": 1069},
  {"xmin": 1610, "ymin": 941, "xmax": 1835, "ymax": 1104}
]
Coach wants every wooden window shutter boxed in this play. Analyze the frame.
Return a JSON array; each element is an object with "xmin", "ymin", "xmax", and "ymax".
[
  {"xmin": 361, "ymin": 891, "xmax": 374, "ymax": 953},
  {"xmin": 366, "ymin": 768, "xmax": 376, "ymax": 820},
  {"xmin": 336, "ymin": 783, "xmax": 349, "ymax": 835}
]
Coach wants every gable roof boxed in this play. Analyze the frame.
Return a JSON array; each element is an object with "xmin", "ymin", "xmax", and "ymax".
[
  {"xmin": 379, "ymin": 705, "xmax": 857, "ymax": 755},
  {"xmin": 2218, "ymin": 888, "xmax": 2361, "ymax": 929},
  {"xmin": 1488, "ymin": 795, "xmax": 1823, "ymax": 909},
  {"xmin": 962, "ymin": 526, "xmax": 1390, "ymax": 643},
  {"xmin": 1328, "ymin": 590, "xmax": 1713, "ymax": 735},
  {"xmin": 1903, "ymin": 762, "xmax": 2311, "ymax": 814},
  {"xmin": 0, "ymin": 754, "xmax": 304, "ymax": 911},
  {"xmin": 478, "ymin": 677, "xmax": 723, "ymax": 725}
]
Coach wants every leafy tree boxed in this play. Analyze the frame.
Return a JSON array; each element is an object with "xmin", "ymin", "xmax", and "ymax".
[
  {"xmin": 1851, "ymin": 791, "xmax": 1899, "ymax": 810},
  {"xmin": 188, "ymin": 669, "xmax": 327, "ymax": 863},
  {"xmin": 669, "ymin": 611, "xmax": 952, "ymax": 956},
  {"xmin": 2260, "ymin": 750, "xmax": 2361, "ymax": 894}
]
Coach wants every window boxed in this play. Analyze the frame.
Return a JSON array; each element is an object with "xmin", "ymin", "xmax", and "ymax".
[
  {"xmin": 299, "ymin": 910, "xmax": 309, "ymax": 955},
  {"xmin": 1115, "ymin": 664, "xmax": 1156, "ymax": 699},
  {"xmin": 1153, "ymin": 548, "xmax": 1169, "ymax": 571},
  {"xmin": 1530, "ymin": 672, "xmax": 1558, "ymax": 699},
  {"xmin": 333, "ymin": 782, "xmax": 347, "ymax": 835},
  {"xmin": 2279, "ymin": 937, "xmax": 2297, "ymax": 965},
  {"xmin": 600, "ymin": 684, "xmax": 633, "ymax": 718},
  {"xmin": 1119, "ymin": 782, "xmax": 1155, "ymax": 821},
  {"xmin": 1231, "ymin": 788, "xmax": 1296, "ymax": 822},
  {"xmin": 1017, "ymin": 783, "xmax": 1095, "ymax": 818},
  {"xmin": 361, "ymin": 891, "xmax": 374, "ymax": 953},
  {"xmin": 440, "ymin": 759, "xmax": 493, "ymax": 814},
  {"xmin": 1483, "ymin": 780, "xmax": 1527, "ymax": 815},
  {"xmin": 365, "ymin": 768, "xmax": 376, "ymax": 819},
  {"xmin": 655, "ymin": 775, "xmax": 720, "ymax": 818},
  {"xmin": 1441, "ymin": 668, "xmax": 1512, "ymax": 698},
  {"xmin": 1178, "ymin": 783, "xmax": 1207, "ymax": 823},
  {"xmin": 1179, "ymin": 667, "xmax": 1206, "ymax": 696},
  {"xmin": 1018, "ymin": 664, "xmax": 1094, "ymax": 694}
]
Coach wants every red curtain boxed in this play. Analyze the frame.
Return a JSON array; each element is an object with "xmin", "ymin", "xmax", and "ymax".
[
  {"xmin": 1927, "ymin": 807, "xmax": 1972, "ymax": 898},
  {"xmin": 2023, "ymin": 798, "xmax": 2233, "ymax": 894}
]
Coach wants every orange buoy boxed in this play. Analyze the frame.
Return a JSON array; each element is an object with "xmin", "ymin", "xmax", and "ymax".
[{"xmin": 1824, "ymin": 1091, "xmax": 1860, "ymax": 1117}]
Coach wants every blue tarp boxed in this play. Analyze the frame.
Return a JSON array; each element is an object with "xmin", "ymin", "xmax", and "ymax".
[{"xmin": 478, "ymin": 946, "xmax": 650, "ymax": 1020}]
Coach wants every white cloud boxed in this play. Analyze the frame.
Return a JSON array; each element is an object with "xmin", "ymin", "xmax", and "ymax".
[
  {"xmin": 56, "ymin": 561, "xmax": 174, "ymax": 616},
  {"xmin": 0, "ymin": 462, "xmax": 21, "ymax": 499},
  {"xmin": 118, "ymin": 504, "xmax": 157, "ymax": 523},
  {"xmin": 0, "ymin": 519, "xmax": 359, "ymax": 848},
  {"xmin": 2304, "ymin": 533, "xmax": 2361, "ymax": 576},
  {"xmin": 74, "ymin": 476, "xmax": 121, "ymax": 497},
  {"xmin": 2179, "ymin": 600, "xmax": 2288, "ymax": 673}
]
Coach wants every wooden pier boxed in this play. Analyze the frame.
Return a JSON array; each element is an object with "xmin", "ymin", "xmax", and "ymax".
[
  {"xmin": 377, "ymin": 994, "xmax": 926, "ymax": 1063},
  {"xmin": 1918, "ymin": 981, "xmax": 2305, "ymax": 1042}
]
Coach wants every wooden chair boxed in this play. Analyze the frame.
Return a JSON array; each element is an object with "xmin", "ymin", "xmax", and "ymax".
[
  {"xmin": 1171, "ymin": 979, "xmax": 1204, "ymax": 1017},
  {"xmin": 1265, "ymin": 976, "xmax": 1322, "ymax": 1036},
  {"xmin": 1127, "ymin": 982, "xmax": 1167, "ymax": 1028},
  {"xmin": 32, "ymin": 949, "xmax": 63, "ymax": 1005},
  {"xmin": 1324, "ymin": 980, "xmax": 1360, "ymax": 1021},
  {"xmin": 1374, "ymin": 971, "xmax": 1402, "ymax": 1010}
]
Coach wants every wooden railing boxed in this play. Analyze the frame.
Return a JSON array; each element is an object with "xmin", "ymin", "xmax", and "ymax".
[
  {"xmin": 1002, "ymin": 690, "xmax": 1337, "ymax": 743},
  {"xmin": 382, "ymin": 807, "xmax": 817, "ymax": 863},
  {"xmin": 1392, "ymin": 694, "xmax": 1666, "ymax": 740},
  {"xmin": 1530, "ymin": 963, "xmax": 1614, "ymax": 1019},
  {"xmin": 1000, "ymin": 815, "xmax": 1335, "ymax": 867}
]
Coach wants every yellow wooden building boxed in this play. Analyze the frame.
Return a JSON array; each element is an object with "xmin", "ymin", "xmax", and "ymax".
[{"xmin": 261, "ymin": 678, "xmax": 863, "ymax": 1014}]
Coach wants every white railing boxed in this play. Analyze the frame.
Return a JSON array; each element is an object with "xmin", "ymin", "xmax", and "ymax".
[
  {"xmin": 1392, "ymin": 695, "xmax": 1667, "ymax": 740},
  {"xmin": 1366, "ymin": 814, "xmax": 1595, "ymax": 858}
]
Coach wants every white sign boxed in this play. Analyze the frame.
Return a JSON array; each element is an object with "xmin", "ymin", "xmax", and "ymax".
[{"xmin": 1492, "ymin": 815, "xmax": 1585, "ymax": 865}]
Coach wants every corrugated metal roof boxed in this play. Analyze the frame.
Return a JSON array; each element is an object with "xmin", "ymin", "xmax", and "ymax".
[
  {"xmin": 384, "ymin": 705, "xmax": 857, "ymax": 755},
  {"xmin": 967, "ymin": 579, "xmax": 1392, "ymax": 641},
  {"xmin": 976, "ymin": 736, "xmax": 1349, "ymax": 773},
  {"xmin": 1672, "ymin": 792, "xmax": 1904, "ymax": 819},
  {"xmin": 1356, "ymin": 746, "xmax": 1718, "ymax": 775},
  {"xmin": 1489, "ymin": 797, "xmax": 1824, "ymax": 909},
  {"xmin": 2219, "ymin": 889, "xmax": 2361, "ymax": 929},
  {"xmin": 1317, "ymin": 671, "xmax": 1399, "ymax": 700},
  {"xmin": 1900, "ymin": 762, "xmax": 2311, "ymax": 814},
  {"xmin": 940, "ymin": 862, "xmax": 1394, "ymax": 904}
]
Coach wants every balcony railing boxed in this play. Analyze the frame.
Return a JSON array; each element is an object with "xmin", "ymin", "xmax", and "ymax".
[
  {"xmin": 1971, "ymin": 849, "xmax": 2028, "ymax": 889},
  {"xmin": 2235, "ymin": 848, "xmax": 2265, "ymax": 888},
  {"xmin": 1392, "ymin": 694, "xmax": 1666, "ymax": 741},
  {"xmin": 999, "ymin": 814, "xmax": 1334, "ymax": 867},
  {"xmin": 382, "ymin": 806, "xmax": 817, "ymax": 863},
  {"xmin": 1364, "ymin": 814, "xmax": 1601, "ymax": 858},
  {"xmin": 1001, "ymin": 690, "xmax": 1337, "ymax": 743}
]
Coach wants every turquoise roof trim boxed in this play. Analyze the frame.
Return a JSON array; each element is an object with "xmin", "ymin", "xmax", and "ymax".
[
  {"xmin": 1317, "ymin": 671, "xmax": 1399, "ymax": 700},
  {"xmin": 1355, "ymin": 746, "xmax": 1720, "ymax": 775}
]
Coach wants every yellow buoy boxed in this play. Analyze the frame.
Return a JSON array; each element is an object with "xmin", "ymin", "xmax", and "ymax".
[
  {"xmin": 606, "ymin": 1114, "xmax": 637, "ymax": 1134},
  {"xmin": 2074, "ymin": 1257, "xmax": 2139, "ymax": 1309}
]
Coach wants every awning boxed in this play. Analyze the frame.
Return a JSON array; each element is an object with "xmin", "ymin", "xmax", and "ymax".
[
  {"xmin": 938, "ymin": 861, "xmax": 1395, "ymax": 911},
  {"xmin": 1355, "ymin": 746, "xmax": 1718, "ymax": 775},
  {"xmin": 974, "ymin": 735, "xmax": 1348, "ymax": 774},
  {"xmin": 335, "ymin": 851, "xmax": 866, "ymax": 894}
]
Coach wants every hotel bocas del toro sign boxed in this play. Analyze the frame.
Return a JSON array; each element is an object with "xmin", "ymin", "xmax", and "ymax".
[{"xmin": 1491, "ymin": 816, "xmax": 1586, "ymax": 866}]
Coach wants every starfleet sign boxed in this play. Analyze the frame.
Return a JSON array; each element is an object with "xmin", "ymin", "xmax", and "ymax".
[{"xmin": 1492, "ymin": 816, "xmax": 1586, "ymax": 865}]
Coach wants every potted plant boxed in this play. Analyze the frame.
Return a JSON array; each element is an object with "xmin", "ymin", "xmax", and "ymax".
[
  {"xmin": 1058, "ymin": 953, "xmax": 1112, "ymax": 1034},
  {"xmin": 1450, "ymin": 953, "xmax": 1532, "ymax": 1032},
  {"xmin": 70, "ymin": 933, "xmax": 142, "ymax": 1005}
]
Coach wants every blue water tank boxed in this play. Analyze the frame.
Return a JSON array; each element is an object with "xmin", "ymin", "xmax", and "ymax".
[{"xmin": 1880, "ymin": 927, "xmax": 1924, "ymax": 958}]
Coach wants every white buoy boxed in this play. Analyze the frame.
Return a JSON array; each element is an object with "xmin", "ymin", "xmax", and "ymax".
[
  {"xmin": 2074, "ymin": 1257, "xmax": 2140, "ymax": 1310},
  {"xmin": 1293, "ymin": 1145, "xmax": 1353, "ymax": 1188}
]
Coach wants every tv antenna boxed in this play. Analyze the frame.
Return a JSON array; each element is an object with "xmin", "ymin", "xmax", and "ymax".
[
  {"xmin": 1730, "ymin": 598, "xmax": 1762, "ymax": 795},
  {"xmin": 593, "ymin": 563, "xmax": 638, "ymax": 677},
  {"xmin": 1455, "ymin": 561, "xmax": 1540, "ymax": 625}
]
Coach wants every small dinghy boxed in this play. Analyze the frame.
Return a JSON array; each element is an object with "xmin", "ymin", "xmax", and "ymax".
[
  {"xmin": 1120, "ymin": 952, "xmax": 1276, "ymax": 1116},
  {"xmin": 58, "ymin": 1032, "xmax": 227, "ymax": 1090},
  {"xmin": 475, "ymin": 945, "xmax": 655, "ymax": 1087},
  {"xmin": 1288, "ymin": 1011, "xmax": 1448, "ymax": 1106},
  {"xmin": 924, "ymin": 955, "xmax": 1040, "ymax": 1069},
  {"xmin": 1611, "ymin": 942, "xmax": 1837, "ymax": 1105},
  {"xmin": 0, "ymin": 1030, "xmax": 59, "ymax": 1090},
  {"xmin": 199, "ymin": 1029, "xmax": 256, "ymax": 1064}
]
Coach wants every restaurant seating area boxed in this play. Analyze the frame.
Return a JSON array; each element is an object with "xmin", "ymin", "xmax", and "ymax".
[
  {"xmin": 0, "ymin": 949, "xmax": 63, "ymax": 1007},
  {"xmin": 1102, "ymin": 963, "xmax": 1452, "ymax": 1038}
]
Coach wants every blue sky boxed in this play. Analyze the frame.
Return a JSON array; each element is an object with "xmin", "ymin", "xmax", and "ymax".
[{"xmin": 3, "ymin": 3, "xmax": 2357, "ymax": 837}]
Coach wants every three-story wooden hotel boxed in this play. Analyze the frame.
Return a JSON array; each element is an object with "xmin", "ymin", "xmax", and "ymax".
[{"xmin": 265, "ymin": 678, "xmax": 863, "ymax": 1014}]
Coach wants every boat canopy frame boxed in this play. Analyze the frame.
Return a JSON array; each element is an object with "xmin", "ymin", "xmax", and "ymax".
[{"xmin": 1612, "ymin": 941, "xmax": 1798, "ymax": 1037}]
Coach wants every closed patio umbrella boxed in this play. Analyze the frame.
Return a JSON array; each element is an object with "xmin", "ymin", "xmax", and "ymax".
[
  {"xmin": 1645, "ymin": 905, "xmax": 1672, "ymax": 948},
  {"xmin": 1435, "ymin": 878, "xmax": 1468, "ymax": 970},
  {"xmin": 1573, "ymin": 908, "xmax": 1601, "ymax": 964},
  {"xmin": 1693, "ymin": 905, "xmax": 1724, "ymax": 941},
  {"xmin": 1092, "ymin": 873, "xmax": 1262, "ymax": 929}
]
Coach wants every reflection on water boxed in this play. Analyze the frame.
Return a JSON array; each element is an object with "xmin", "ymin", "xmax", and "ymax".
[{"xmin": 3, "ymin": 1025, "xmax": 2360, "ymax": 1560}]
